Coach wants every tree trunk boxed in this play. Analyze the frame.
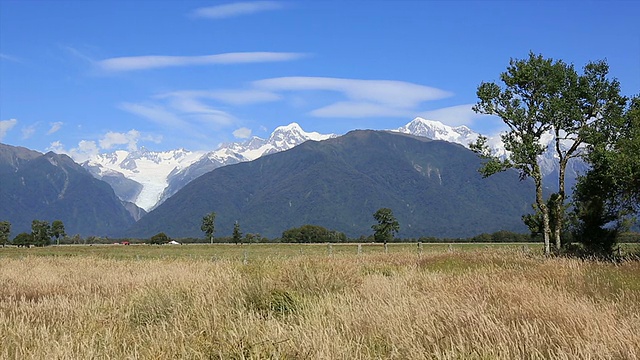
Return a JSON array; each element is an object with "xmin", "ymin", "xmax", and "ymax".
[
  {"xmin": 533, "ymin": 169, "xmax": 551, "ymax": 255},
  {"xmin": 554, "ymin": 158, "xmax": 568, "ymax": 252}
]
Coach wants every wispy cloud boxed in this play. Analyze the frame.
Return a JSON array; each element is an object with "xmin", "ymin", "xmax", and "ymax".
[
  {"xmin": 158, "ymin": 89, "xmax": 281, "ymax": 105},
  {"xmin": 0, "ymin": 119, "xmax": 18, "ymax": 140},
  {"xmin": 47, "ymin": 122, "xmax": 64, "ymax": 135},
  {"xmin": 120, "ymin": 93, "xmax": 238, "ymax": 140},
  {"xmin": 167, "ymin": 97, "xmax": 236, "ymax": 127},
  {"xmin": 254, "ymin": 77, "xmax": 452, "ymax": 118},
  {"xmin": 418, "ymin": 104, "xmax": 495, "ymax": 127},
  {"xmin": 119, "ymin": 103, "xmax": 192, "ymax": 129},
  {"xmin": 0, "ymin": 53, "xmax": 21, "ymax": 63},
  {"xmin": 311, "ymin": 102, "xmax": 411, "ymax": 118},
  {"xmin": 98, "ymin": 52, "xmax": 306, "ymax": 72},
  {"xmin": 233, "ymin": 127, "xmax": 252, "ymax": 139},
  {"xmin": 191, "ymin": 1, "xmax": 283, "ymax": 19},
  {"xmin": 21, "ymin": 124, "xmax": 37, "ymax": 139}
]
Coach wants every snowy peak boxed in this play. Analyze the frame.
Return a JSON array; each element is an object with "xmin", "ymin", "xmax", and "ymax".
[{"xmin": 396, "ymin": 117, "xmax": 479, "ymax": 146}]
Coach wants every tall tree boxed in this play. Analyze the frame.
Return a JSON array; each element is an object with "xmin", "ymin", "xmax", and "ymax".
[
  {"xmin": 371, "ymin": 208, "xmax": 400, "ymax": 244},
  {"xmin": 201, "ymin": 212, "xmax": 216, "ymax": 244},
  {"xmin": 547, "ymin": 60, "xmax": 625, "ymax": 251},
  {"xmin": 233, "ymin": 221, "xmax": 242, "ymax": 245},
  {"xmin": 31, "ymin": 220, "xmax": 51, "ymax": 247},
  {"xmin": 51, "ymin": 220, "xmax": 66, "ymax": 246},
  {"xmin": 571, "ymin": 95, "xmax": 640, "ymax": 254},
  {"xmin": 0, "ymin": 221, "xmax": 10, "ymax": 247},
  {"xmin": 472, "ymin": 53, "xmax": 568, "ymax": 254}
]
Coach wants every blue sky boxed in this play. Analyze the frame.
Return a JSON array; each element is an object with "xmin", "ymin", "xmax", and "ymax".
[{"xmin": 1, "ymin": 0, "xmax": 639, "ymax": 155}]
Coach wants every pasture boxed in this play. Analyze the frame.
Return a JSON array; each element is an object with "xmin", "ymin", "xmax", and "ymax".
[{"xmin": 1, "ymin": 244, "xmax": 639, "ymax": 359}]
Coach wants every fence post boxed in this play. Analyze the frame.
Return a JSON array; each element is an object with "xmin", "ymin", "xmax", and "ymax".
[
  {"xmin": 328, "ymin": 243, "xmax": 333, "ymax": 257},
  {"xmin": 418, "ymin": 242, "xmax": 423, "ymax": 255},
  {"xmin": 243, "ymin": 250, "xmax": 248, "ymax": 265},
  {"xmin": 384, "ymin": 243, "xmax": 388, "ymax": 254},
  {"xmin": 448, "ymin": 244, "xmax": 453, "ymax": 252}
]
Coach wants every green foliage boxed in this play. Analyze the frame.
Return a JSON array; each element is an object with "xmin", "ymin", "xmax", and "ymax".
[
  {"xmin": 201, "ymin": 212, "xmax": 216, "ymax": 244},
  {"xmin": 571, "ymin": 96, "xmax": 640, "ymax": 255},
  {"xmin": 12, "ymin": 232, "xmax": 33, "ymax": 247},
  {"xmin": 149, "ymin": 232, "xmax": 170, "ymax": 245},
  {"xmin": 372, "ymin": 208, "xmax": 399, "ymax": 243},
  {"xmin": 282, "ymin": 224, "xmax": 346, "ymax": 243},
  {"xmin": 0, "ymin": 220, "xmax": 10, "ymax": 247},
  {"xmin": 51, "ymin": 220, "xmax": 66, "ymax": 245},
  {"xmin": 472, "ymin": 52, "xmax": 628, "ymax": 255},
  {"xmin": 233, "ymin": 221, "xmax": 242, "ymax": 244},
  {"xmin": 522, "ymin": 195, "xmax": 571, "ymax": 244},
  {"xmin": 472, "ymin": 52, "xmax": 574, "ymax": 254},
  {"xmin": 31, "ymin": 220, "xmax": 51, "ymax": 247}
]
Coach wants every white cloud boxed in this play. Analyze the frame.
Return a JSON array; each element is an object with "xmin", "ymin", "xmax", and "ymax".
[
  {"xmin": 119, "ymin": 102, "xmax": 192, "ymax": 129},
  {"xmin": 254, "ymin": 77, "xmax": 451, "ymax": 108},
  {"xmin": 159, "ymin": 89, "xmax": 281, "ymax": 105},
  {"xmin": 254, "ymin": 77, "xmax": 452, "ymax": 118},
  {"xmin": 47, "ymin": 122, "xmax": 63, "ymax": 135},
  {"xmin": 191, "ymin": 1, "xmax": 283, "ymax": 19},
  {"xmin": 0, "ymin": 119, "xmax": 18, "ymax": 140},
  {"xmin": 99, "ymin": 130, "xmax": 141, "ymax": 151},
  {"xmin": 167, "ymin": 97, "xmax": 236, "ymax": 127},
  {"xmin": 48, "ymin": 140, "xmax": 100, "ymax": 163},
  {"xmin": 311, "ymin": 102, "xmax": 411, "ymax": 118},
  {"xmin": 233, "ymin": 127, "xmax": 252, "ymax": 139},
  {"xmin": 98, "ymin": 52, "xmax": 305, "ymax": 72},
  {"xmin": 418, "ymin": 104, "xmax": 495, "ymax": 127},
  {"xmin": 21, "ymin": 124, "xmax": 37, "ymax": 139},
  {"xmin": 47, "ymin": 141, "xmax": 66, "ymax": 154}
]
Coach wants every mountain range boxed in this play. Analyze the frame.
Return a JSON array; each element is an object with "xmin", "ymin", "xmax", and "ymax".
[
  {"xmin": 1, "ymin": 117, "xmax": 587, "ymax": 239},
  {"xmin": 79, "ymin": 118, "xmax": 585, "ymax": 212},
  {"xmin": 126, "ymin": 130, "xmax": 535, "ymax": 239},
  {"xmin": 83, "ymin": 123, "xmax": 334, "ymax": 211}
]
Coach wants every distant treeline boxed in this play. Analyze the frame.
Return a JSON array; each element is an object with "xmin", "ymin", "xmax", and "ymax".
[{"xmin": 50, "ymin": 230, "xmax": 640, "ymax": 245}]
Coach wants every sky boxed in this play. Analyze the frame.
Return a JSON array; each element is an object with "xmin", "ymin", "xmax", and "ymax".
[{"xmin": 1, "ymin": 0, "xmax": 639, "ymax": 157}]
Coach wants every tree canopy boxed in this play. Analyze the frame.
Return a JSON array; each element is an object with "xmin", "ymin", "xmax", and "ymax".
[
  {"xmin": 472, "ymin": 52, "xmax": 626, "ymax": 255},
  {"xmin": 201, "ymin": 212, "xmax": 216, "ymax": 244},
  {"xmin": 371, "ymin": 208, "xmax": 399, "ymax": 244}
]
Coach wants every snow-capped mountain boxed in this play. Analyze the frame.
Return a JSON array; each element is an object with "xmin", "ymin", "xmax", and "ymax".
[
  {"xmin": 396, "ymin": 117, "xmax": 586, "ymax": 191},
  {"xmin": 157, "ymin": 123, "xmax": 336, "ymax": 206},
  {"xmin": 80, "ymin": 118, "xmax": 585, "ymax": 213},
  {"xmin": 82, "ymin": 123, "xmax": 335, "ymax": 211},
  {"xmin": 396, "ymin": 117, "xmax": 480, "ymax": 146}
]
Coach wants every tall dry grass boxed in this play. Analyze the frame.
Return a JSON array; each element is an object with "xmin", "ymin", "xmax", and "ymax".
[{"xmin": 1, "ymin": 249, "xmax": 639, "ymax": 359}]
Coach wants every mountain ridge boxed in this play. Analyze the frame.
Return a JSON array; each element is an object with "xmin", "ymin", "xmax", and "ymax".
[
  {"xmin": 70, "ymin": 117, "xmax": 585, "ymax": 212},
  {"xmin": 125, "ymin": 130, "xmax": 535, "ymax": 239},
  {"xmin": 0, "ymin": 145, "xmax": 136, "ymax": 237}
]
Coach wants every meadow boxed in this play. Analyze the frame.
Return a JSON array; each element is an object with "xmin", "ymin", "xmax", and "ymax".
[{"xmin": 1, "ymin": 244, "xmax": 639, "ymax": 359}]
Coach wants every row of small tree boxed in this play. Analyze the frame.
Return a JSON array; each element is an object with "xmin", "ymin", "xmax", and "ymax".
[
  {"xmin": 198, "ymin": 208, "xmax": 400, "ymax": 245},
  {"xmin": 0, "ymin": 220, "xmax": 66, "ymax": 247}
]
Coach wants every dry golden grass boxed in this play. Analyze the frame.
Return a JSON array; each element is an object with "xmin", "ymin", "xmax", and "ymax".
[{"xmin": 1, "ymin": 248, "xmax": 639, "ymax": 359}]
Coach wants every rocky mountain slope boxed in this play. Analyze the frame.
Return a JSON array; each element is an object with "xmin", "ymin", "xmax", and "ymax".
[{"xmin": 0, "ymin": 144, "xmax": 136, "ymax": 237}]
